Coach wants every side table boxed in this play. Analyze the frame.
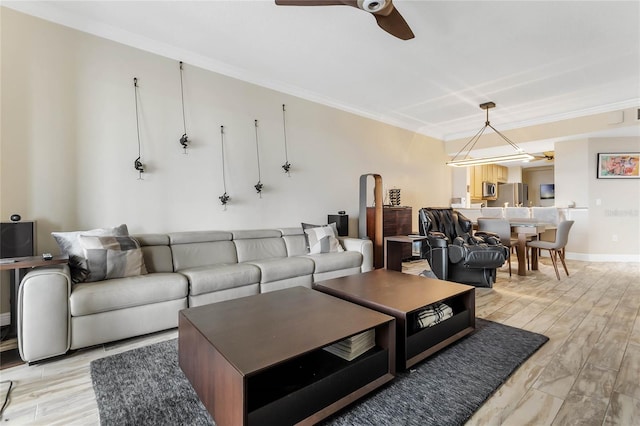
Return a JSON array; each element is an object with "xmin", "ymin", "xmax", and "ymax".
[
  {"xmin": 0, "ymin": 255, "xmax": 68, "ymax": 344},
  {"xmin": 384, "ymin": 235, "xmax": 428, "ymax": 272}
]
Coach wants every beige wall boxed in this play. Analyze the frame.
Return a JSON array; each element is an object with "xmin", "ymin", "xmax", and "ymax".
[
  {"xmin": 0, "ymin": 8, "xmax": 452, "ymax": 318},
  {"xmin": 523, "ymin": 166, "xmax": 554, "ymax": 207},
  {"xmin": 587, "ymin": 137, "xmax": 640, "ymax": 258},
  {"xmin": 554, "ymin": 137, "xmax": 640, "ymax": 259}
]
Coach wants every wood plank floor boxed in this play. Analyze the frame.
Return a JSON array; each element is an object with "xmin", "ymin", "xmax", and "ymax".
[{"xmin": 0, "ymin": 258, "xmax": 638, "ymax": 425}]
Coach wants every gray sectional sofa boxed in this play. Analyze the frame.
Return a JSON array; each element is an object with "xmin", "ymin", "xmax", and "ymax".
[{"xmin": 17, "ymin": 227, "xmax": 373, "ymax": 363}]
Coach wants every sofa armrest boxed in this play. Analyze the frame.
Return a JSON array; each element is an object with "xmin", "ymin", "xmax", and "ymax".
[
  {"xmin": 18, "ymin": 264, "xmax": 71, "ymax": 363},
  {"xmin": 339, "ymin": 237, "xmax": 373, "ymax": 273}
]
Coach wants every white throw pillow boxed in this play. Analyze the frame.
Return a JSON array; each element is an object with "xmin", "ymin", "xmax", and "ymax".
[{"xmin": 302, "ymin": 223, "xmax": 344, "ymax": 254}]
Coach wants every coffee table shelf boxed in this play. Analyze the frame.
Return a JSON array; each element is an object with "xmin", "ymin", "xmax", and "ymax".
[
  {"xmin": 406, "ymin": 306, "xmax": 471, "ymax": 362},
  {"xmin": 179, "ymin": 287, "xmax": 396, "ymax": 426},
  {"xmin": 248, "ymin": 344, "xmax": 388, "ymax": 424},
  {"xmin": 313, "ymin": 269, "xmax": 475, "ymax": 370}
]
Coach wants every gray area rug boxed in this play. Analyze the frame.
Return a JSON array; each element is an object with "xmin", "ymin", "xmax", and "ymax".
[{"xmin": 91, "ymin": 319, "xmax": 548, "ymax": 426}]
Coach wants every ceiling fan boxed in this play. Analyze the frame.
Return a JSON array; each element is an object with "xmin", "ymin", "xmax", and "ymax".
[
  {"xmin": 274, "ymin": 0, "xmax": 415, "ymax": 40},
  {"xmin": 531, "ymin": 151, "xmax": 555, "ymax": 161}
]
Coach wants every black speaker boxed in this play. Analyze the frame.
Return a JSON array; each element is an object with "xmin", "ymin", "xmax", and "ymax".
[
  {"xmin": 328, "ymin": 214, "xmax": 349, "ymax": 237},
  {"xmin": 1, "ymin": 221, "xmax": 36, "ymax": 258}
]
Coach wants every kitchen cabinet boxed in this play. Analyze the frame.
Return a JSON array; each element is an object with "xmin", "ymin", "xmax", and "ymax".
[{"xmin": 469, "ymin": 165, "xmax": 508, "ymax": 200}]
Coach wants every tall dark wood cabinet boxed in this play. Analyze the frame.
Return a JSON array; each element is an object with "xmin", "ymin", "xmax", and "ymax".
[{"xmin": 366, "ymin": 207, "xmax": 413, "ymax": 268}]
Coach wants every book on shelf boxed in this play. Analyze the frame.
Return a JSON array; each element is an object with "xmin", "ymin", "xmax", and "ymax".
[{"xmin": 323, "ymin": 329, "xmax": 375, "ymax": 361}]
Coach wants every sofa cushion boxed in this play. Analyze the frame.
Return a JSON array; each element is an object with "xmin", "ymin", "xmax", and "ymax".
[
  {"xmin": 247, "ymin": 256, "xmax": 314, "ymax": 283},
  {"xmin": 302, "ymin": 223, "xmax": 344, "ymax": 254},
  {"xmin": 306, "ymin": 251, "xmax": 362, "ymax": 273},
  {"xmin": 234, "ymin": 238, "xmax": 287, "ymax": 262},
  {"xmin": 79, "ymin": 235, "xmax": 147, "ymax": 282},
  {"xmin": 52, "ymin": 224, "xmax": 129, "ymax": 283},
  {"xmin": 169, "ymin": 231, "xmax": 233, "ymax": 244},
  {"xmin": 180, "ymin": 263, "xmax": 261, "ymax": 296},
  {"xmin": 280, "ymin": 227, "xmax": 308, "ymax": 257},
  {"xmin": 134, "ymin": 234, "xmax": 174, "ymax": 273},
  {"xmin": 69, "ymin": 272, "xmax": 188, "ymax": 316},
  {"xmin": 171, "ymin": 240, "xmax": 238, "ymax": 270}
]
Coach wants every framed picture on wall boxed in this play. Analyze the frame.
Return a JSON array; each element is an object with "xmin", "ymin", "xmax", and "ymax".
[
  {"xmin": 597, "ymin": 153, "xmax": 640, "ymax": 179},
  {"xmin": 540, "ymin": 184, "xmax": 555, "ymax": 199}
]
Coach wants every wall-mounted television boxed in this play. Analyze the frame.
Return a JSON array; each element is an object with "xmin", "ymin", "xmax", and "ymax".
[{"xmin": 540, "ymin": 184, "xmax": 555, "ymax": 200}]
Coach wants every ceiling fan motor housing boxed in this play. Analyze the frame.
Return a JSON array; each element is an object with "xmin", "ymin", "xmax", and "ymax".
[{"xmin": 358, "ymin": 0, "xmax": 387, "ymax": 13}]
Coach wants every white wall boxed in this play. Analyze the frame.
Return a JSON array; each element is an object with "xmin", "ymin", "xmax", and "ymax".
[{"xmin": 0, "ymin": 8, "xmax": 452, "ymax": 315}]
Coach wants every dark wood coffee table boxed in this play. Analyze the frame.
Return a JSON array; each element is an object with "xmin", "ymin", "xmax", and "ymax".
[
  {"xmin": 313, "ymin": 269, "xmax": 475, "ymax": 370},
  {"xmin": 178, "ymin": 286, "xmax": 396, "ymax": 426}
]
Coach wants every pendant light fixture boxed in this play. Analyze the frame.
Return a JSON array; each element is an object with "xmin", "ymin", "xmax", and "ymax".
[
  {"xmin": 253, "ymin": 119, "xmax": 264, "ymax": 197},
  {"xmin": 281, "ymin": 104, "xmax": 292, "ymax": 176},
  {"xmin": 218, "ymin": 125, "xmax": 230, "ymax": 209},
  {"xmin": 132, "ymin": 77, "xmax": 145, "ymax": 180},
  {"xmin": 446, "ymin": 102, "xmax": 534, "ymax": 167},
  {"xmin": 178, "ymin": 61, "xmax": 189, "ymax": 154}
]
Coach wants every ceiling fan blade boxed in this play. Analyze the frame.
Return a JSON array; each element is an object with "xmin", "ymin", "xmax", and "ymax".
[
  {"xmin": 373, "ymin": 5, "xmax": 414, "ymax": 40},
  {"xmin": 275, "ymin": 0, "xmax": 349, "ymax": 6}
]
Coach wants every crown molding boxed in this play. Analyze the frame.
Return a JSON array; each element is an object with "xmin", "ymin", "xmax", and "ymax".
[
  {"xmin": 1, "ymin": 1, "xmax": 426, "ymax": 136},
  {"xmin": 443, "ymin": 99, "xmax": 640, "ymax": 142},
  {"xmin": 3, "ymin": 2, "xmax": 637, "ymax": 144}
]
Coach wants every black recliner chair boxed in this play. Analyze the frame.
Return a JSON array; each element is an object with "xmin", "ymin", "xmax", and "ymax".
[{"xmin": 418, "ymin": 208, "xmax": 509, "ymax": 288}]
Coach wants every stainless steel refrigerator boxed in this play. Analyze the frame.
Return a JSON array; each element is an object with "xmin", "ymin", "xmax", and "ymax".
[{"xmin": 488, "ymin": 183, "xmax": 528, "ymax": 207}]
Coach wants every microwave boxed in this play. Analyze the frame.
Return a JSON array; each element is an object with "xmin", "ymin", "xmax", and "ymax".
[{"xmin": 482, "ymin": 181, "xmax": 497, "ymax": 198}]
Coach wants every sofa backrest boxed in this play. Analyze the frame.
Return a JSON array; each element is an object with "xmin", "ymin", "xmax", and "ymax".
[
  {"xmin": 169, "ymin": 231, "xmax": 236, "ymax": 271},
  {"xmin": 134, "ymin": 234, "xmax": 174, "ymax": 273},
  {"xmin": 279, "ymin": 227, "xmax": 307, "ymax": 257},
  {"xmin": 232, "ymin": 229, "xmax": 287, "ymax": 262}
]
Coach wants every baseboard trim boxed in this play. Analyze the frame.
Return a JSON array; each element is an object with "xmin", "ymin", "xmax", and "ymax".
[
  {"xmin": 565, "ymin": 252, "xmax": 640, "ymax": 263},
  {"xmin": 0, "ymin": 312, "xmax": 10, "ymax": 327}
]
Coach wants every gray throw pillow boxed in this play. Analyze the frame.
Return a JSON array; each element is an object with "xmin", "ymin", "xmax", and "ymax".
[
  {"xmin": 79, "ymin": 235, "xmax": 147, "ymax": 282},
  {"xmin": 52, "ymin": 224, "xmax": 129, "ymax": 283}
]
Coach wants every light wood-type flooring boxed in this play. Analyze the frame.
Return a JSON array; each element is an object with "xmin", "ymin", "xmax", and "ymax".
[{"xmin": 0, "ymin": 257, "xmax": 638, "ymax": 425}]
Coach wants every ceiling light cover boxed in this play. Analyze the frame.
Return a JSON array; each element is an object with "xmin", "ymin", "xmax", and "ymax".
[{"xmin": 447, "ymin": 153, "xmax": 535, "ymax": 167}]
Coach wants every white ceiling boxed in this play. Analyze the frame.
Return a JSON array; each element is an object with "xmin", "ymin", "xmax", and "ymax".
[{"xmin": 4, "ymin": 0, "xmax": 640, "ymax": 161}]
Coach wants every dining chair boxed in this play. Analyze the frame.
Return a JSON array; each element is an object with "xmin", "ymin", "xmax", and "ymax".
[
  {"xmin": 526, "ymin": 220, "xmax": 574, "ymax": 280},
  {"xmin": 477, "ymin": 217, "xmax": 513, "ymax": 276},
  {"xmin": 531, "ymin": 206, "xmax": 565, "ymax": 244}
]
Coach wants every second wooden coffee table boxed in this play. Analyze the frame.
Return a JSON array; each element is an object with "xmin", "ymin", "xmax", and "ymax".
[{"xmin": 313, "ymin": 269, "xmax": 475, "ymax": 370}]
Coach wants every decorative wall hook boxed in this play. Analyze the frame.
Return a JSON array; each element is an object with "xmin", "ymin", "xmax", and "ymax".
[
  {"xmin": 281, "ymin": 104, "xmax": 292, "ymax": 176},
  {"xmin": 219, "ymin": 192, "xmax": 230, "ymax": 207},
  {"xmin": 134, "ymin": 157, "xmax": 145, "ymax": 176},
  {"xmin": 133, "ymin": 77, "xmax": 145, "ymax": 180},
  {"xmin": 254, "ymin": 119, "xmax": 264, "ymax": 197},
  {"xmin": 179, "ymin": 133, "xmax": 189, "ymax": 151},
  {"xmin": 219, "ymin": 125, "xmax": 231, "ymax": 209},
  {"xmin": 178, "ymin": 61, "xmax": 189, "ymax": 154}
]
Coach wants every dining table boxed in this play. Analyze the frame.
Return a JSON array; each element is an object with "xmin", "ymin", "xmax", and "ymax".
[{"xmin": 509, "ymin": 221, "xmax": 555, "ymax": 276}]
